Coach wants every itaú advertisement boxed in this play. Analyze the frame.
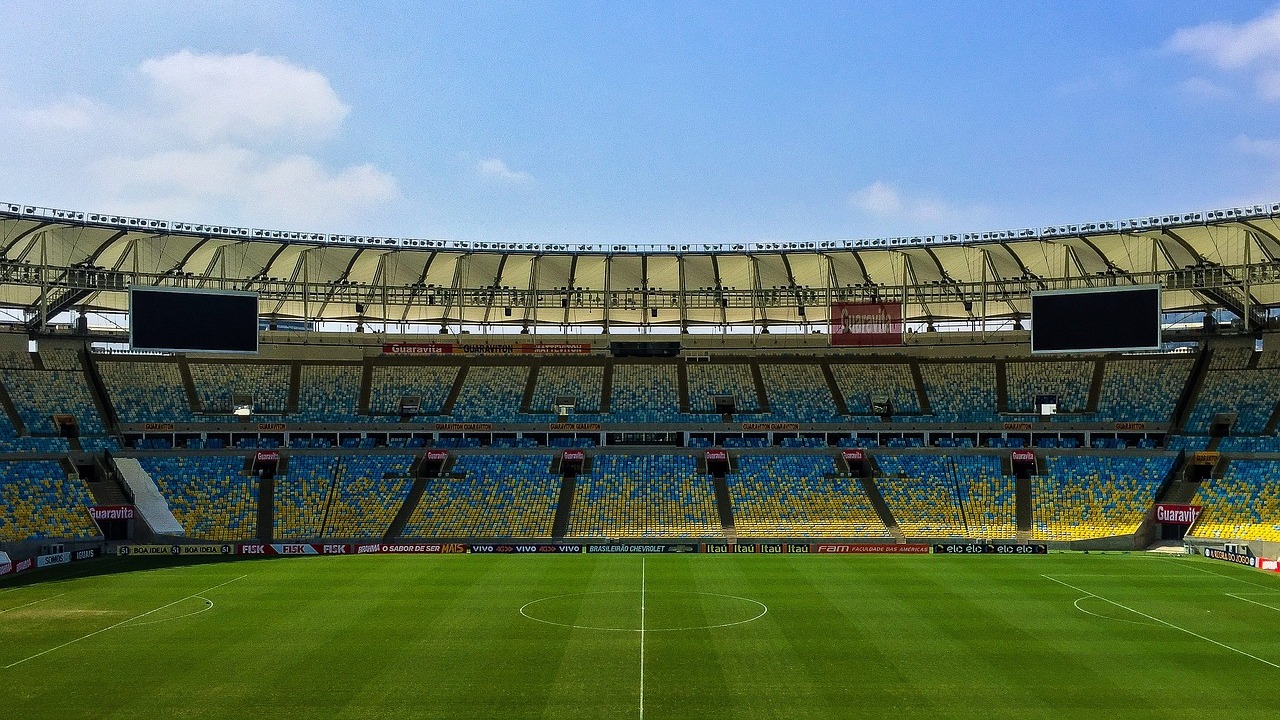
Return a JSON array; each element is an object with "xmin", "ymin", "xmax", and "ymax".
[{"xmin": 830, "ymin": 301, "xmax": 903, "ymax": 347}]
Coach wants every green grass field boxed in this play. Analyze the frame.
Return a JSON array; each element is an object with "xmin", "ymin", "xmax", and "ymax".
[{"xmin": 3, "ymin": 552, "xmax": 1280, "ymax": 719}]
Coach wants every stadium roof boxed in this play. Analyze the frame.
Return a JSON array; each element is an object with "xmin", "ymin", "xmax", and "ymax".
[{"xmin": 3, "ymin": 200, "xmax": 1280, "ymax": 331}]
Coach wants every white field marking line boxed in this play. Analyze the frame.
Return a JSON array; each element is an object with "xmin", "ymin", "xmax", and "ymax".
[
  {"xmin": 0, "ymin": 593, "xmax": 66, "ymax": 614},
  {"xmin": 3, "ymin": 575, "xmax": 245, "ymax": 670},
  {"xmin": 639, "ymin": 557, "xmax": 645, "ymax": 720},
  {"xmin": 517, "ymin": 590, "xmax": 768, "ymax": 632},
  {"xmin": 120, "ymin": 596, "xmax": 215, "ymax": 628},
  {"xmin": 1071, "ymin": 596, "xmax": 1159, "ymax": 627},
  {"xmin": 1043, "ymin": 574, "xmax": 1280, "ymax": 669},
  {"xmin": 1049, "ymin": 574, "xmax": 1217, "ymax": 579},
  {"xmin": 1158, "ymin": 558, "xmax": 1278, "ymax": 590},
  {"xmin": 1227, "ymin": 594, "xmax": 1280, "ymax": 614}
]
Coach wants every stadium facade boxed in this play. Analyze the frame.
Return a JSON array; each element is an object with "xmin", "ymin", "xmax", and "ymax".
[{"xmin": 3, "ymin": 199, "xmax": 1280, "ymax": 577}]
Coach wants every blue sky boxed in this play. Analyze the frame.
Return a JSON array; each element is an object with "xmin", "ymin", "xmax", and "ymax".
[{"xmin": 2, "ymin": 1, "xmax": 1279, "ymax": 245}]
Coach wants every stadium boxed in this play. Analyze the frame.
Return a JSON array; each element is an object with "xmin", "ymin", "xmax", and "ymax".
[{"xmin": 3, "ymin": 196, "xmax": 1280, "ymax": 718}]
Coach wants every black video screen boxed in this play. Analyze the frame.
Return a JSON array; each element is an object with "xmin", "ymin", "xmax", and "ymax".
[
  {"xmin": 131, "ymin": 288, "xmax": 259, "ymax": 353},
  {"xmin": 1031, "ymin": 286, "xmax": 1160, "ymax": 353}
]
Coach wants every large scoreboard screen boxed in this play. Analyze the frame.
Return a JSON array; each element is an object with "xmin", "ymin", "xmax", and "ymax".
[
  {"xmin": 130, "ymin": 287, "xmax": 259, "ymax": 353},
  {"xmin": 1031, "ymin": 285, "xmax": 1161, "ymax": 354}
]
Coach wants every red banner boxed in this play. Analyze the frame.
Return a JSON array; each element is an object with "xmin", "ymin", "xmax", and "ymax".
[
  {"xmin": 841, "ymin": 449, "xmax": 865, "ymax": 462},
  {"xmin": 1155, "ymin": 504, "xmax": 1202, "ymax": 525},
  {"xmin": 830, "ymin": 302, "xmax": 903, "ymax": 347},
  {"xmin": 238, "ymin": 544, "xmax": 351, "ymax": 556},
  {"xmin": 373, "ymin": 543, "xmax": 467, "ymax": 554},
  {"xmin": 254, "ymin": 450, "xmax": 280, "ymax": 462},
  {"xmin": 815, "ymin": 543, "xmax": 930, "ymax": 554},
  {"xmin": 426, "ymin": 450, "xmax": 449, "ymax": 461},
  {"xmin": 90, "ymin": 505, "xmax": 135, "ymax": 521},
  {"xmin": 382, "ymin": 342, "xmax": 592, "ymax": 356},
  {"xmin": 1011, "ymin": 450, "xmax": 1036, "ymax": 463},
  {"xmin": 706, "ymin": 449, "xmax": 729, "ymax": 462},
  {"xmin": 562, "ymin": 450, "xmax": 586, "ymax": 462}
]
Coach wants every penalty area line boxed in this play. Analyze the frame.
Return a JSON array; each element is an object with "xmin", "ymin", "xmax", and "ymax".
[
  {"xmin": 0, "ymin": 593, "xmax": 66, "ymax": 614},
  {"xmin": 1043, "ymin": 574, "xmax": 1280, "ymax": 669},
  {"xmin": 3, "ymin": 575, "xmax": 246, "ymax": 670}
]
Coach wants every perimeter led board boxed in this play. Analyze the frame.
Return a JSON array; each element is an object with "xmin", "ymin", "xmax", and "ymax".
[
  {"xmin": 1030, "ymin": 285, "xmax": 1161, "ymax": 354},
  {"xmin": 130, "ymin": 287, "xmax": 259, "ymax": 353}
]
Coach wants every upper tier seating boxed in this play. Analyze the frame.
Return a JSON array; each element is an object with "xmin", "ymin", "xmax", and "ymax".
[
  {"xmin": 97, "ymin": 360, "xmax": 194, "ymax": 423},
  {"xmin": 760, "ymin": 364, "xmax": 841, "ymax": 422},
  {"xmin": 0, "ymin": 368, "xmax": 105, "ymax": 434},
  {"xmin": 1187, "ymin": 368, "xmax": 1280, "ymax": 434},
  {"xmin": 368, "ymin": 365, "xmax": 458, "ymax": 418},
  {"xmin": 451, "ymin": 366, "xmax": 528, "ymax": 423},
  {"xmin": 918, "ymin": 363, "xmax": 998, "ymax": 423},
  {"xmin": 1092, "ymin": 358, "xmax": 1192, "ymax": 423},
  {"xmin": 609, "ymin": 363, "xmax": 680, "ymax": 422},
  {"xmin": 296, "ymin": 365, "xmax": 363, "ymax": 422},
  {"xmin": 190, "ymin": 362, "xmax": 290, "ymax": 414},
  {"xmin": 686, "ymin": 363, "xmax": 760, "ymax": 413},
  {"xmin": 1005, "ymin": 360, "xmax": 1092, "ymax": 414},
  {"xmin": 830, "ymin": 362, "xmax": 920, "ymax": 415},
  {"xmin": 530, "ymin": 365, "xmax": 604, "ymax": 413}
]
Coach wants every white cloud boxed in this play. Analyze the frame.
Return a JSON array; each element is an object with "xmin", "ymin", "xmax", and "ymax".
[
  {"xmin": 4, "ymin": 50, "xmax": 397, "ymax": 230},
  {"xmin": 1166, "ymin": 8, "xmax": 1280, "ymax": 70},
  {"xmin": 848, "ymin": 181, "xmax": 989, "ymax": 230},
  {"xmin": 1177, "ymin": 76, "xmax": 1233, "ymax": 101},
  {"xmin": 476, "ymin": 157, "xmax": 532, "ymax": 183},
  {"xmin": 849, "ymin": 181, "xmax": 903, "ymax": 216},
  {"xmin": 1167, "ymin": 8, "xmax": 1280, "ymax": 103},
  {"xmin": 1235, "ymin": 134, "xmax": 1280, "ymax": 160},
  {"xmin": 139, "ymin": 50, "xmax": 349, "ymax": 144}
]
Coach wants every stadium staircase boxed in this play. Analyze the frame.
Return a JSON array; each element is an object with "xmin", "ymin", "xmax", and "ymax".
[
  {"xmin": 385, "ymin": 457, "xmax": 445, "ymax": 540},
  {"xmin": 81, "ymin": 349, "xmax": 120, "ymax": 431},
  {"xmin": 0, "ymin": 382, "xmax": 26, "ymax": 435},
  {"xmin": 859, "ymin": 463, "xmax": 905, "ymax": 542},
  {"xmin": 1263, "ymin": 402, "xmax": 1280, "ymax": 436},
  {"xmin": 819, "ymin": 362, "xmax": 850, "ymax": 415},
  {"xmin": 599, "ymin": 363, "xmax": 613, "ymax": 413},
  {"xmin": 1086, "ymin": 360, "xmax": 1105, "ymax": 412},
  {"xmin": 441, "ymin": 367, "xmax": 467, "ymax": 416},
  {"xmin": 357, "ymin": 357, "xmax": 374, "ymax": 415},
  {"xmin": 519, "ymin": 364, "xmax": 540, "ymax": 413},
  {"xmin": 550, "ymin": 474, "xmax": 577, "ymax": 539},
  {"xmin": 677, "ymin": 360, "xmax": 691, "ymax": 413},
  {"xmin": 80, "ymin": 456, "xmax": 131, "ymax": 506},
  {"xmin": 994, "ymin": 360, "xmax": 1009, "ymax": 412},
  {"xmin": 287, "ymin": 361, "xmax": 302, "ymax": 414},
  {"xmin": 710, "ymin": 472, "xmax": 736, "ymax": 542},
  {"xmin": 908, "ymin": 363, "xmax": 933, "ymax": 415},
  {"xmin": 1170, "ymin": 347, "xmax": 1212, "ymax": 432},
  {"xmin": 175, "ymin": 356, "xmax": 204, "ymax": 412},
  {"xmin": 748, "ymin": 361, "xmax": 771, "ymax": 414},
  {"xmin": 257, "ymin": 476, "xmax": 275, "ymax": 542}
]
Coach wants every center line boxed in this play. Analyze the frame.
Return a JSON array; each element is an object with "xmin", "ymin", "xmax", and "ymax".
[
  {"xmin": 1043, "ymin": 574, "xmax": 1280, "ymax": 669},
  {"xmin": 639, "ymin": 556, "xmax": 646, "ymax": 720}
]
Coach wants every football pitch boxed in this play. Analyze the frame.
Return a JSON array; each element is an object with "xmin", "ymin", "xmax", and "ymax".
[{"xmin": 3, "ymin": 552, "xmax": 1279, "ymax": 719}]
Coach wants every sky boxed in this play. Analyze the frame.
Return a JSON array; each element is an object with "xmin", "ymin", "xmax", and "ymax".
[{"xmin": 2, "ymin": 1, "xmax": 1280, "ymax": 246}]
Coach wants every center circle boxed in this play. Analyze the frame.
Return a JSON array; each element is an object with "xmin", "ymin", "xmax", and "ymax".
[{"xmin": 519, "ymin": 590, "xmax": 767, "ymax": 632}]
